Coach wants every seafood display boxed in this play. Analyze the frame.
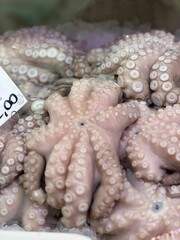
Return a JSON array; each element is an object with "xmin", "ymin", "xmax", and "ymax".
[{"xmin": 0, "ymin": 26, "xmax": 179, "ymax": 240}]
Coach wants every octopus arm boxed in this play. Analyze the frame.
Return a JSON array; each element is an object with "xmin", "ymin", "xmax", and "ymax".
[
  {"xmin": 150, "ymin": 49, "xmax": 180, "ymax": 106},
  {"xmin": 126, "ymin": 122, "xmax": 180, "ymax": 182},
  {"xmin": 68, "ymin": 80, "xmax": 120, "ymax": 116},
  {"xmin": 19, "ymin": 151, "xmax": 46, "ymax": 205},
  {"xmin": 22, "ymin": 198, "xmax": 49, "ymax": 231},
  {"xmin": 44, "ymin": 92, "xmax": 73, "ymax": 123},
  {"xmin": 119, "ymin": 48, "xmax": 161, "ymax": 101},
  {"xmin": 89, "ymin": 128, "xmax": 123, "ymax": 219},
  {"xmin": 26, "ymin": 123, "xmax": 68, "ymax": 156},
  {"xmin": 13, "ymin": 110, "xmax": 48, "ymax": 136},
  {"xmin": 0, "ymin": 134, "xmax": 25, "ymax": 188},
  {"xmin": 119, "ymin": 101, "xmax": 154, "ymax": 163},
  {"xmin": 45, "ymin": 132, "xmax": 78, "ymax": 209},
  {"xmin": 8, "ymin": 26, "xmax": 79, "ymax": 78},
  {"xmin": 93, "ymin": 101, "xmax": 139, "ymax": 133},
  {"xmin": 0, "ymin": 133, "xmax": 7, "ymax": 165},
  {"xmin": 61, "ymin": 132, "xmax": 94, "ymax": 227},
  {"xmin": 0, "ymin": 181, "xmax": 24, "ymax": 224},
  {"xmin": 6, "ymin": 60, "xmax": 59, "ymax": 88}
]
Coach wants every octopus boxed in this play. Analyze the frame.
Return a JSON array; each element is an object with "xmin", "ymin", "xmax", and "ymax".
[
  {"xmin": 90, "ymin": 31, "xmax": 180, "ymax": 106},
  {"xmin": 0, "ymin": 98, "xmax": 48, "ymax": 189},
  {"xmin": 0, "ymin": 26, "xmax": 179, "ymax": 239},
  {"xmin": 126, "ymin": 104, "xmax": 180, "ymax": 183},
  {"xmin": 0, "ymin": 26, "xmax": 179, "ymax": 107},
  {"xmin": 90, "ymin": 170, "xmax": 180, "ymax": 240},
  {"xmin": 0, "ymin": 26, "xmax": 91, "ymax": 98},
  {"xmin": 21, "ymin": 79, "xmax": 140, "ymax": 228},
  {"xmin": 0, "ymin": 180, "xmax": 51, "ymax": 231}
]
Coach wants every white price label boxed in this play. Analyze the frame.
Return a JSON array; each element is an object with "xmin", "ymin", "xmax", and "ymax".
[{"xmin": 0, "ymin": 67, "xmax": 28, "ymax": 126}]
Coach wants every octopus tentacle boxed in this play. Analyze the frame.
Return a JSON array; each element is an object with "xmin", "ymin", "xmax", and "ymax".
[
  {"xmin": 26, "ymin": 123, "xmax": 69, "ymax": 156},
  {"xmin": 126, "ymin": 122, "xmax": 180, "ymax": 182},
  {"xmin": 126, "ymin": 104, "xmax": 180, "ymax": 182},
  {"xmin": 61, "ymin": 132, "xmax": 94, "ymax": 227},
  {"xmin": 44, "ymin": 91, "xmax": 73, "ymax": 123},
  {"xmin": 0, "ymin": 134, "xmax": 25, "ymax": 188},
  {"xmin": 88, "ymin": 103, "xmax": 139, "ymax": 219},
  {"xmin": 118, "ymin": 46, "xmax": 162, "ymax": 101},
  {"xmin": 7, "ymin": 61, "xmax": 59, "ymax": 88},
  {"xmin": 0, "ymin": 180, "xmax": 51, "ymax": 231},
  {"xmin": 68, "ymin": 79, "xmax": 121, "ymax": 116},
  {"xmin": 150, "ymin": 49, "xmax": 180, "ymax": 106},
  {"xmin": 119, "ymin": 101, "xmax": 155, "ymax": 165},
  {"xmin": 0, "ymin": 132, "xmax": 8, "ymax": 161},
  {"xmin": 68, "ymin": 79, "xmax": 96, "ymax": 114},
  {"xmin": 45, "ymin": 133, "xmax": 78, "ymax": 209},
  {"xmin": 84, "ymin": 80, "xmax": 121, "ymax": 117},
  {"xmin": 91, "ymin": 31, "xmax": 174, "ymax": 77},
  {"xmin": 93, "ymin": 101, "xmax": 139, "ymax": 133},
  {"xmin": 89, "ymin": 127, "xmax": 122, "ymax": 219},
  {"xmin": 0, "ymin": 180, "xmax": 24, "ymax": 224},
  {"xmin": 22, "ymin": 199, "xmax": 49, "ymax": 231},
  {"xmin": 0, "ymin": 26, "xmax": 89, "ymax": 98},
  {"xmin": 8, "ymin": 26, "xmax": 81, "ymax": 77},
  {"xmin": 13, "ymin": 109, "xmax": 48, "ymax": 136},
  {"xmin": 19, "ymin": 151, "xmax": 46, "ymax": 205}
]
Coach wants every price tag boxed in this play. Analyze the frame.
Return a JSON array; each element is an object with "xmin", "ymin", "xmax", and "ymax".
[{"xmin": 0, "ymin": 67, "xmax": 28, "ymax": 126}]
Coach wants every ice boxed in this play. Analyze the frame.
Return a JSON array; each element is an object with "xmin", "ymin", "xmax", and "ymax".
[
  {"xmin": 0, "ymin": 222, "xmax": 25, "ymax": 231},
  {"xmin": 56, "ymin": 223, "xmax": 99, "ymax": 240},
  {"xmin": 0, "ymin": 222, "xmax": 99, "ymax": 240}
]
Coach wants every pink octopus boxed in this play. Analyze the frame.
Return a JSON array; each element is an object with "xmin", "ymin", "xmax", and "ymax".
[
  {"xmin": 21, "ymin": 79, "xmax": 140, "ymax": 227},
  {"xmin": 126, "ymin": 104, "xmax": 180, "ymax": 183},
  {"xmin": 90, "ymin": 170, "xmax": 180, "ymax": 240},
  {"xmin": 0, "ymin": 180, "xmax": 53, "ymax": 231},
  {"xmin": 0, "ymin": 99, "xmax": 48, "ymax": 189}
]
